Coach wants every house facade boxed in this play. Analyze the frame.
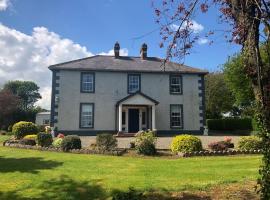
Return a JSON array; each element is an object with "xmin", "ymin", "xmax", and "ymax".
[{"xmin": 49, "ymin": 42, "xmax": 208, "ymax": 135}]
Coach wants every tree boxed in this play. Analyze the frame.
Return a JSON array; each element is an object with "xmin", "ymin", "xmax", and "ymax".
[
  {"xmin": 205, "ymin": 73, "xmax": 235, "ymax": 118},
  {"xmin": 153, "ymin": 0, "xmax": 270, "ymax": 198},
  {"xmin": 4, "ymin": 80, "xmax": 42, "ymax": 110},
  {"xmin": 0, "ymin": 90, "xmax": 21, "ymax": 129},
  {"xmin": 223, "ymin": 54, "xmax": 255, "ymax": 107}
]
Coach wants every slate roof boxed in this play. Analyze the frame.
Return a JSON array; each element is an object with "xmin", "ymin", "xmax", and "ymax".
[{"xmin": 49, "ymin": 55, "xmax": 208, "ymax": 74}]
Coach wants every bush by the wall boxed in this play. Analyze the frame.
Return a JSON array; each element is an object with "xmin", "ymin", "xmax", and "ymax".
[
  {"xmin": 36, "ymin": 132, "xmax": 53, "ymax": 147},
  {"xmin": 171, "ymin": 134, "xmax": 202, "ymax": 153},
  {"xmin": 96, "ymin": 133, "xmax": 117, "ymax": 152},
  {"xmin": 238, "ymin": 136, "xmax": 263, "ymax": 151},
  {"xmin": 206, "ymin": 118, "xmax": 252, "ymax": 131},
  {"xmin": 61, "ymin": 135, "xmax": 81, "ymax": 152},
  {"xmin": 52, "ymin": 138, "xmax": 63, "ymax": 148},
  {"xmin": 12, "ymin": 121, "xmax": 38, "ymax": 139},
  {"xmin": 135, "ymin": 131, "xmax": 156, "ymax": 155},
  {"xmin": 19, "ymin": 139, "xmax": 36, "ymax": 146}
]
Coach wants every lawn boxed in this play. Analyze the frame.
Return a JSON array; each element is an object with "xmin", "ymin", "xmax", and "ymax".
[{"xmin": 0, "ymin": 136, "xmax": 262, "ymax": 200}]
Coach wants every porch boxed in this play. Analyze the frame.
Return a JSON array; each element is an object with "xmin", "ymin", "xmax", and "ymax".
[{"xmin": 116, "ymin": 92, "xmax": 159, "ymax": 134}]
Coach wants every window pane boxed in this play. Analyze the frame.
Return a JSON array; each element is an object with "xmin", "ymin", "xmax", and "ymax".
[
  {"xmin": 82, "ymin": 73, "xmax": 94, "ymax": 92},
  {"xmin": 170, "ymin": 76, "xmax": 182, "ymax": 94},
  {"xmin": 142, "ymin": 111, "xmax": 146, "ymax": 125},
  {"xmin": 122, "ymin": 111, "xmax": 126, "ymax": 125},
  {"xmin": 81, "ymin": 104, "xmax": 93, "ymax": 128},
  {"xmin": 128, "ymin": 75, "xmax": 140, "ymax": 93},
  {"xmin": 171, "ymin": 105, "xmax": 182, "ymax": 128}
]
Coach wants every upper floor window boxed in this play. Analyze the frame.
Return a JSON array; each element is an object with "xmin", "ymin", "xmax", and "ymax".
[
  {"xmin": 81, "ymin": 72, "xmax": 95, "ymax": 93},
  {"xmin": 170, "ymin": 104, "xmax": 183, "ymax": 128},
  {"xmin": 128, "ymin": 74, "xmax": 140, "ymax": 93},
  {"xmin": 170, "ymin": 75, "xmax": 182, "ymax": 94},
  {"xmin": 80, "ymin": 103, "xmax": 94, "ymax": 128}
]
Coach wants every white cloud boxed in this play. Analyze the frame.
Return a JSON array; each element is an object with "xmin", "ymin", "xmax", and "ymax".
[
  {"xmin": 99, "ymin": 48, "xmax": 128, "ymax": 56},
  {"xmin": 0, "ymin": 24, "xmax": 129, "ymax": 109},
  {"xmin": 0, "ymin": 0, "xmax": 10, "ymax": 11},
  {"xmin": 171, "ymin": 20, "xmax": 204, "ymax": 34},
  {"xmin": 198, "ymin": 38, "xmax": 209, "ymax": 45}
]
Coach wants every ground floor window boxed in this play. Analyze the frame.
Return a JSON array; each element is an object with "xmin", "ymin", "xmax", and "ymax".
[
  {"xmin": 80, "ymin": 103, "xmax": 94, "ymax": 128},
  {"xmin": 170, "ymin": 104, "xmax": 183, "ymax": 128}
]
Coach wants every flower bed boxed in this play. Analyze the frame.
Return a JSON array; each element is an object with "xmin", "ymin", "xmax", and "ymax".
[
  {"xmin": 3, "ymin": 140, "xmax": 126, "ymax": 156},
  {"xmin": 178, "ymin": 149, "xmax": 262, "ymax": 157}
]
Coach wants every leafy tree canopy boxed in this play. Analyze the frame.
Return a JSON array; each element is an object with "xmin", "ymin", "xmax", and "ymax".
[
  {"xmin": 205, "ymin": 73, "xmax": 235, "ymax": 119},
  {"xmin": 3, "ymin": 80, "xmax": 41, "ymax": 110}
]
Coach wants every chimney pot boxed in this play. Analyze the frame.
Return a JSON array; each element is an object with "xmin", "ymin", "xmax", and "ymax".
[
  {"xmin": 114, "ymin": 42, "xmax": 120, "ymax": 58},
  {"xmin": 140, "ymin": 43, "xmax": 147, "ymax": 59}
]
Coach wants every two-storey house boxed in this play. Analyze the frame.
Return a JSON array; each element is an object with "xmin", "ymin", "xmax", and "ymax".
[{"xmin": 49, "ymin": 42, "xmax": 208, "ymax": 135}]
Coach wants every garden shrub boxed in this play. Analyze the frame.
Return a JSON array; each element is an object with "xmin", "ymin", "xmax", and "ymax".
[
  {"xmin": 171, "ymin": 134, "xmax": 202, "ymax": 153},
  {"xmin": 208, "ymin": 137, "xmax": 234, "ymax": 151},
  {"xmin": 36, "ymin": 132, "xmax": 53, "ymax": 147},
  {"xmin": 135, "ymin": 130, "xmax": 156, "ymax": 155},
  {"xmin": 52, "ymin": 138, "xmax": 63, "ymax": 148},
  {"xmin": 238, "ymin": 136, "xmax": 263, "ymax": 151},
  {"xmin": 96, "ymin": 133, "xmax": 117, "ymax": 152},
  {"xmin": 206, "ymin": 118, "xmax": 252, "ymax": 131},
  {"xmin": 208, "ymin": 141, "xmax": 228, "ymax": 151},
  {"xmin": 12, "ymin": 121, "xmax": 38, "ymax": 139},
  {"xmin": 19, "ymin": 139, "xmax": 36, "ymax": 146},
  {"xmin": 23, "ymin": 134, "xmax": 37, "ymax": 140},
  {"xmin": 61, "ymin": 135, "xmax": 81, "ymax": 152}
]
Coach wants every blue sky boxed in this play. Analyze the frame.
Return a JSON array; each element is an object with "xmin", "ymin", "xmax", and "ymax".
[{"xmin": 0, "ymin": 0, "xmax": 241, "ymax": 108}]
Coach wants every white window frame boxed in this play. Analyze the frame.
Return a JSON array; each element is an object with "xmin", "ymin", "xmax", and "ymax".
[
  {"xmin": 170, "ymin": 75, "xmax": 182, "ymax": 94},
  {"xmin": 170, "ymin": 104, "xmax": 183, "ymax": 128},
  {"xmin": 81, "ymin": 73, "xmax": 94, "ymax": 93},
  {"xmin": 128, "ymin": 74, "xmax": 140, "ymax": 93},
  {"xmin": 80, "ymin": 103, "xmax": 94, "ymax": 128}
]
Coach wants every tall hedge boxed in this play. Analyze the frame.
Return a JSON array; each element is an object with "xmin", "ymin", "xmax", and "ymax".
[
  {"xmin": 12, "ymin": 121, "xmax": 38, "ymax": 139},
  {"xmin": 206, "ymin": 118, "xmax": 252, "ymax": 131}
]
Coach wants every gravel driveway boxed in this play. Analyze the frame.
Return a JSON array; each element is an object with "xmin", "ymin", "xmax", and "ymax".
[{"xmin": 80, "ymin": 136, "xmax": 240, "ymax": 149}]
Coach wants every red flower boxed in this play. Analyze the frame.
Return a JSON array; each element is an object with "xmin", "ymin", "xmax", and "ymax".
[{"xmin": 57, "ymin": 133, "xmax": 65, "ymax": 138}]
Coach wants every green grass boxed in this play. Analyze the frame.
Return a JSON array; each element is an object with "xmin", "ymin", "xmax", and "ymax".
[{"xmin": 0, "ymin": 135, "xmax": 262, "ymax": 200}]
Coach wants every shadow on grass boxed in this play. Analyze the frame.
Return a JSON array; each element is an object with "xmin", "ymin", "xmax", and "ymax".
[
  {"xmin": 0, "ymin": 175, "xmax": 106, "ymax": 200},
  {"xmin": 0, "ymin": 156, "xmax": 63, "ymax": 174},
  {"xmin": 0, "ymin": 176, "xmax": 259, "ymax": 200}
]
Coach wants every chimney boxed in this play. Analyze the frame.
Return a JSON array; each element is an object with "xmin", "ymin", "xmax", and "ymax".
[
  {"xmin": 114, "ymin": 42, "xmax": 120, "ymax": 58},
  {"xmin": 140, "ymin": 43, "xmax": 147, "ymax": 59}
]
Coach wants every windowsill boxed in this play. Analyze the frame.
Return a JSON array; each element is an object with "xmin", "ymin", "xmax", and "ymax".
[{"xmin": 170, "ymin": 92, "xmax": 183, "ymax": 95}]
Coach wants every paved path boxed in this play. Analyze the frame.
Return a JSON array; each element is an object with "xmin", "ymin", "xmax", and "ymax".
[{"xmin": 80, "ymin": 136, "xmax": 240, "ymax": 150}]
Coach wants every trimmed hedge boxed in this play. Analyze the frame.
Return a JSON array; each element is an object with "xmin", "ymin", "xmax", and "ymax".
[
  {"xmin": 12, "ymin": 121, "xmax": 38, "ymax": 139},
  {"xmin": 171, "ymin": 134, "xmax": 202, "ymax": 153},
  {"xmin": 206, "ymin": 118, "xmax": 252, "ymax": 131}
]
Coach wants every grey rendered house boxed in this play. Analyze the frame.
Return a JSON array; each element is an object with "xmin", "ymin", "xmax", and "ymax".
[{"xmin": 49, "ymin": 42, "xmax": 208, "ymax": 135}]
